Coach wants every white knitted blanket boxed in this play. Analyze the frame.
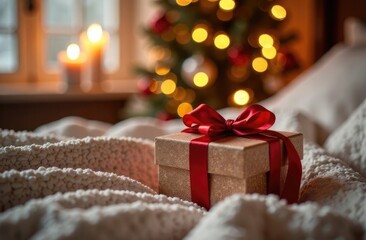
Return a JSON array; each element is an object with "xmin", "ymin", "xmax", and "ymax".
[{"xmin": 1, "ymin": 104, "xmax": 366, "ymax": 239}]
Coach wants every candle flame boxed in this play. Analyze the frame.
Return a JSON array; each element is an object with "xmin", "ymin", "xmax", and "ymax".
[
  {"xmin": 87, "ymin": 23, "xmax": 103, "ymax": 43},
  {"xmin": 66, "ymin": 44, "xmax": 80, "ymax": 60}
]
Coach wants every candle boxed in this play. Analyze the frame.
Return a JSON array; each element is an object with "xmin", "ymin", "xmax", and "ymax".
[
  {"xmin": 80, "ymin": 23, "xmax": 109, "ymax": 92},
  {"xmin": 58, "ymin": 43, "xmax": 86, "ymax": 92}
]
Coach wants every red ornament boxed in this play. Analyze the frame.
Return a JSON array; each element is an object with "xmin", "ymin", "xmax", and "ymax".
[
  {"xmin": 228, "ymin": 47, "xmax": 250, "ymax": 66},
  {"xmin": 277, "ymin": 50, "xmax": 300, "ymax": 72},
  {"xmin": 150, "ymin": 13, "xmax": 171, "ymax": 34},
  {"xmin": 137, "ymin": 78, "xmax": 154, "ymax": 96},
  {"xmin": 157, "ymin": 111, "xmax": 175, "ymax": 121}
]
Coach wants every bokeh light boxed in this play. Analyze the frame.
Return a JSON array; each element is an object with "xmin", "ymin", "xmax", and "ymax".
[
  {"xmin": 193, "ymin": 72, "xmax": 209, "ymax": 87},
  {"xmin": 271, "ymin": 5, "xmax": 287, "ymax": 20},
  {"xmin": 177, "ymin": 102, "xmax": 193, "ymax": 117},
  {"xmin": 176, "ymin": 0, "xmax": 192, "ymax": 7},
  {"xmin": 252, "ymin": 57, "xmax": 268, "ymax": 72},
  {"xmin": 233, "ymin": 89, "xmax": 250, "ymax": 106},
  {"xmin": 214, "ymin": 33, "xmax": 230, "ymax": 49},
  {"xmin": 161, "ymin": 79, "xmax": 176, "ymax": 95},
  {"xmin": 155, "ymin": 64, "xmax": 170, "ymax": 75},
  {"xmin": 261, "ymin": 46, "xmax": 277, "ymax": 59},
  {"xmin": 192, "ymin": 25, "xmax": 208, "ymax": 43},
  {"xmin": 219, "ymin": 0, "xmax": 235, "ymax": 11},
  {"xmin": 258, "ymin": 34, "xmax": 274, "ymax": 48}
]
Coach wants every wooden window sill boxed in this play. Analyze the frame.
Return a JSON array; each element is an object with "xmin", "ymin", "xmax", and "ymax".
[{"xmin": 0, "ymin": 80, "xmax": 138, "ymax": 131}]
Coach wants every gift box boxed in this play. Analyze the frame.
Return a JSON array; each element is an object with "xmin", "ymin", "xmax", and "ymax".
[{"xmin": 155, "ymin": 131, "xmax": 303, "ymax": 207}]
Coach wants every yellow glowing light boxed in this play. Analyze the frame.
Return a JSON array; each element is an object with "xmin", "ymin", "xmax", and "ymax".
[
  {"xmin": 233, "ymin": 89, "xmax": 250, "ymax": 106},
  {"xmin": 149, "ymin": 80, "xmax": 159, "ymax": 93},
  {"xmin": 252, "ymin": 57, "xmax": 268, "ymax": 72},
  {"xmin": 87, "ymin": 23, "xmax": 103, "ymax": 43},
  {"xmin": 177, "ymin": 102, "xmax": 193, "ymax": 117},
  {"xmin": 262, "ymin": 46, "xmax": 277, "ymax": 59},
  {"xmin": 176, "ymin": 0, "xmax": 192, "ymax": 6},
  {"xmin": 271, "ymin": 5, "xmax": 287, "ymax": 20},
  {"xmin": 258, "ymin": 34, "xmax": 273, "ymax": 48},
  {"xmin": 193, "ymin": 72, "xmax": 209, "ymax": 87},
  {"xmin": 66, "ymin": 44, "xmax": 80, "ymax": 60},
  {"xmin": 219, "ymin": 0, "xmax": 236, "ymax": 11},
  {"xmin": 161, "ymin": 79, "xmax": 176, "ymax": 95},
  {"xmin": 192, "ymin": 26, "xmax": 208, "ymax": 43},
  {"xmin": 155, "ymin": 65, "xmax": 170, "ymax": 75},
  {"xmin": 214, "ymin": 33, "xmax": 230, "ymax": 49}
]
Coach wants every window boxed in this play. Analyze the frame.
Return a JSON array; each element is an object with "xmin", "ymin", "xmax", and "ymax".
[
  {"xmin": 0, "ymin": 0, "xmax": 135, "ymax": 83},
  {"xmin": 0, "ymin": 0, "xmax": 18, "ymax": 73}
]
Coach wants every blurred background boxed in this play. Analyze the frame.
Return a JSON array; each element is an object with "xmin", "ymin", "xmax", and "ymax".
[{"xmin": 0, "ymin": 0, "xmax": 325, "ymax": 130}]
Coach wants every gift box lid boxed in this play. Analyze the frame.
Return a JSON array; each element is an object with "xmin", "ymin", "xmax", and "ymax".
[{"xmin": 155, "ymin": 131, "xmax": 303, "ymax": 179}]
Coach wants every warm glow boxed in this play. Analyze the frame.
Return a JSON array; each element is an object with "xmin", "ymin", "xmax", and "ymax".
[
  {"xmin": 161, "ymin": 79, "xmax": 176, "ymax": 95},
  {"xmin": 233, "ymin": 89, "xmax": 250, "ymax": 106},
  {"xmin": 258, "ymin": 34, "xmax": 273, "ymax": 48},
  {"xmin": 214, "ymin": 33, "xmax": 230, "ymax": 49},
  {"xmin": 177, "ymin": 102, "xmax": 193, "ymax": 117},
  {"xmin": 252, "ymin": 57, "xmax": 268, "ymax": 72},
  {"xmin": 87, "ymin": 23, "xmax": 103, "ymax": 43},
  {"xmin": 192, "ymin": 26, "xmax": 208, "ymax": 43},
  {"xmin": 176, "ymin": 0, "xmax": 192, "ymax": 6},
  {"xmin": 155, "ymin": 65, "xmax": 170, "ymax": 75},
  {"xmin": 271, "ymin": 5, "xmax": 287, "ymax": 20},
  {"xmin": 216, "ymin": 9, "xmax": 233, "ymax": 21},
  {"xmin": 66, "ymin": 44, "xmax": 80, "ymax": 60},
  {"xmin": 219, "ymin": 0, "xmax": 235, "ymax": 11},
  {"xmin": 262, "ymin": 46, "xmax": 277, "ymax": 59},
  {"xmin": 193, "ymin": 72, "xmax": 209, "ymax": 87}
]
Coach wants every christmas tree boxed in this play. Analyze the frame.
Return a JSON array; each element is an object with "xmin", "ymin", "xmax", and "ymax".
[{"xmin": 135, "ymin": 0, "xmax": 298, "ymax": 119}]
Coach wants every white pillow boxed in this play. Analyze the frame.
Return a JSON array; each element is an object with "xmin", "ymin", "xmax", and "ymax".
[
  {"xmin": 345, "ymin": 17, "xmax": 366, "ymax": 46},
  {"xmin": 324, "ymin": 98, "xmax": 366, "ymax": 177},
  {"xmin": 263, "ymin": 44, "xmax": 366, "ymax": 143}
]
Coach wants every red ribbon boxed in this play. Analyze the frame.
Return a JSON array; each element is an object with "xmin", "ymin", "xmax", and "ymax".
[{"xmin": 182, "ymin": 104, "xmax": 302, "ymax": 209}]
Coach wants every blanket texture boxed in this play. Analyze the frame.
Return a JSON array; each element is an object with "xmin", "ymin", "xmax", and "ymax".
[{"xmin": 1, "ymin": 108, "xmax": 365, "ymax": 239}]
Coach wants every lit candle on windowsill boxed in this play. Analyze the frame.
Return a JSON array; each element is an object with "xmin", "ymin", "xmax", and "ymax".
[
  {"xmin": 80, "ymin": 23, "xmax": 109, "ymax": 92},
  {"xmin": 58, "ymin": 43, "xmax": 86, "ymax": 93}
]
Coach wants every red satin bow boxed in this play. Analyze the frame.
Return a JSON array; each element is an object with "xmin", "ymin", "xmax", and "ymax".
[
  {"xmin": 182, "ymin": 104, "xmax": 275, "ymax": 136},
  {"xmin": 182, "ymin": 104, "xmax": 302, "ymax": 209}
]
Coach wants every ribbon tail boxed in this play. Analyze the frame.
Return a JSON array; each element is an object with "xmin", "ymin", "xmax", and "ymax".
[
  {"xmin": 268, "ymin": 138, "xmax": 282, "ymax": 195},
  {"xmin": 189, "ymin": 135, "xmax": 211, "ymax": 209},
  {"xmin": 264, "ymin": 130, "xmax": 302, "ymax": 204}
]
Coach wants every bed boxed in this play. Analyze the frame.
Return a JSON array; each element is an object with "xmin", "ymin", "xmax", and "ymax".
[{"xmin": 1, "ymin": 1, "xmax": 366, "ymax": 239}]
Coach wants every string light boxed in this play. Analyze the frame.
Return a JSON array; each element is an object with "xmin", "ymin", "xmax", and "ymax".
[
  {"xmin": 155, "ymin": 64, "xmax": 170, "ymax": 75},
  {"xmin": 258, "ymin": 34, "xmax": 274, "ymax": 48},
  {"xmin": 176, "ymin": 0, "xmax": 192, "ymax": 7},
  {"xmin": 193, "ymin": 72, "xmax": 209, "ymax": 87},
  {"xmin": 262, "ymin": 46, "xmax": 277, "ymax": 59},
  {"xmin": 177, "ymin": 102, "xmax": 193, "ymax": 117},
  {"xmin": 233, "ymin": 89, "xmax": 250, "ymax": 106},
  {"xmin": 192, "ymin": 25, "xmax": 208, "ymax": 43},
  {"xmin": 252, "ymin": 57, "xmax": 268, "ymax": 72},
  {"xmin": 161, "ymin": 79, "xmax": 176, "ymax": 95},
  {"xmin": 219, "ymin": 0, "xmax": 236, "ymax": 11},
  {"xmin": 214, "ymin": 33, "xmax": 230, "ymax": 49},
  {"xmin": 270, "ymin": 5, "xmax": 287, "ymax": 20}
]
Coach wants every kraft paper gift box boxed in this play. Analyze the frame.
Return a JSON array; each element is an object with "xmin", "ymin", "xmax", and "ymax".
[{"xmin": 155, "ymin": 131, "xmax": 303, "ymax": 207}]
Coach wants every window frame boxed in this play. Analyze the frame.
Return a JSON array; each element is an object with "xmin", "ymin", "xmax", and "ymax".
[{"xmin": 0, "ymin": 0, "xmax": 136, "ymax": 84}]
